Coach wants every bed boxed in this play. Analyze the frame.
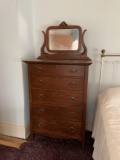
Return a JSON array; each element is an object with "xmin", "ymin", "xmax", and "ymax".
[
  {"xmin": 92, "ymin": 88, "xmax": 120, "ymax": 160},
  {"xmin": 92, "ymin": 50, "xmax": 120, "ymax": 160}
]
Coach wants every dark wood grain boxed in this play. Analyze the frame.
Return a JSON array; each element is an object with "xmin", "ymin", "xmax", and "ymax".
[
  {"xmin": 29, "ymin": 64, "xmax": 85, "ymax": 77},
  {"xmin": 24, "ymin": 60, "xmax": 92, "ymax": 147},
  {"xmin": 32, "ymin": 89, "xmax": 83, "ymax": 106},
  {"xmin": 32, "ymin": 103, "xmax": 83, "ymax": 122},
  {"xmin": 31, "ymin": 76, "xmax": 84, "ymax": 91},
  {"xmin": 23, "ymin": 22, "xmax": 92, "ymax": 148},
  {"xmin": 32, "ymin": 117, "xmax": 82, "ymax": 139}
]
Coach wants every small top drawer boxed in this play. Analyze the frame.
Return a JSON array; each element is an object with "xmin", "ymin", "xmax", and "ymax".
[{"xmin": 29, "ymin": 64, "xmax": 84, "ymax": 77}]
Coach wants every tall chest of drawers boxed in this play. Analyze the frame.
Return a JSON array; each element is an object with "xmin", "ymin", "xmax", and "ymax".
[
  {"xmin": 24, "ymin": 21, "xmax": 92, "ymax": 147},
  {"xmin": 24, "ymin": 59, "xmax": 91, "ymax": 147}
]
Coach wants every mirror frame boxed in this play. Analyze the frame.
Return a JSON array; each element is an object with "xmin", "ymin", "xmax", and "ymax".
[
  {"xmin": 39, "ymin": 21, "xmax": 89, "ymax": 60},
  {"xmin": 46, "ymin": 23, "xmax": 81, "ymax": 52}
]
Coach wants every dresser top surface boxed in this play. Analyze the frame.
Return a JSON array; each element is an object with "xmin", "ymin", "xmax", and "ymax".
[{"xmin": 23, "ymin": 59, "xmax": 92, "ymax": 65}]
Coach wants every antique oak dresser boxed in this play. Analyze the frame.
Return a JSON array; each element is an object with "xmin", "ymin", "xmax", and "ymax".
[{"xmin": 24, "ymin": 22, "xmax": 92, "ymax": 148}]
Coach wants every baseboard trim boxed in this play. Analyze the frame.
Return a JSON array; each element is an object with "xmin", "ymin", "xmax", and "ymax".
[
  {"xmin": 0, "ymin": 122, "xmax": 30, "ymax": 139},
  {"xmin": 0, "ymin": 120, "xmax": 92, "ymax": 138}
]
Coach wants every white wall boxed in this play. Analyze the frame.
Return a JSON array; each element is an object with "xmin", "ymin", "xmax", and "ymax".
[
  {"xmin": 32, "ymin": 0, "xmax": 120, "ymax": 130},
  {"xmin": 0, "ymin": 0, "xmax": 35, "ymax": 138},
  {"xmin": 0, "ymin": 0, "xmax": 23, "ymax": 125},
  {"xmin": 17, "ymin": 0, "xmax": 35, "ymax": 125},
  {"xmin": 0, "ymin": 0, "xmax": 120, "ymax": 138}
]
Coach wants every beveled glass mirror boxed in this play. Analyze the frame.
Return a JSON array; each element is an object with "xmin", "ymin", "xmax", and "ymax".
[
  {"xmin": 39, "ymin": 21, "xmax": 88, "ymax": 60},
  {"xmin": 48, "ymin": 29, "xmax": 79, "ymax": 51}
]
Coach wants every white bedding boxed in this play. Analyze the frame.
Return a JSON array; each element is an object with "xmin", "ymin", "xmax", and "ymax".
[{"xmin": 92, "ymin": 88, "xmax": 120, "ymax": 160}]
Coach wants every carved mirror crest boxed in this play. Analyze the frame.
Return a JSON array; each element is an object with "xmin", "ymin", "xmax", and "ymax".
[{"xmin": 38, "ymin": 21, "xmax": 89, "ymax": 60}]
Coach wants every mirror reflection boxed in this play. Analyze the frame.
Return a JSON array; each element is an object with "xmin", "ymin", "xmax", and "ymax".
[{"xmin": 49, "ymin": 29, "xmax": 79, "ymax": 51}]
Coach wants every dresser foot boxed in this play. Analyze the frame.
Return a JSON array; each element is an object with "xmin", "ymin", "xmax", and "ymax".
[
  {"xmin": 81, "ymin": 140, "xmax": 85, "ymax": 150},
  {"xmin": 30, "ymin": 133, "xmax": 35, "ymax": 141}
]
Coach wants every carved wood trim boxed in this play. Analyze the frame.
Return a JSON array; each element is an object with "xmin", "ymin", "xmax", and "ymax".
[
  {"xmin": 59, "ymin": 21, "xmax": 68, "ymax": 27},
  {"xmin": 38, "ymin": 21, "xmax": 89, "ymax": 60}
]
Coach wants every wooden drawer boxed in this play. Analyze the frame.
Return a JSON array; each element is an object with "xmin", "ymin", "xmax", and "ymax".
[
  {"xmin": 32, "ymin": 103, "xmax": 83, "ymax": 123},
  {"xmin": 29, "ymin": 64, "xmax": 84, "ymax": 77},
  {"xmin": 31, "ymin": 76, "xmax": 84, "ymax": 91},
  {"xmin": 32, "ymin": 118, "xmax": 82, "ymax": 138},
  {"xmin": 59, "ymin": 121, "xmax": 82, "ymax": 138},
  {"xmin": 32, "ymin": 89, "xmax": 83, "ymax": 106}
]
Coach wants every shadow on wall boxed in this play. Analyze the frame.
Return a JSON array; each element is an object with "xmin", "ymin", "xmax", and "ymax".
[{"xmin": 86, "ymin": 49, "xmax": 101, "ymax": 131}]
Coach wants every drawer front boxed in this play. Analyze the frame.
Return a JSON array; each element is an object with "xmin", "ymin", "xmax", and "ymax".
[
  {"xmin": 29, "ymin": 64, "xmax": 84, "ymax": 77},
  {"xmin": 32, "ymin": 104, "xmax": 83, "ymax": 123},
  {"xmin": 31, "ymin": 76, "xmax": 84, "ymax": 91},
  {"xmin": 59, "ymin": 121, "xmax": 82, "ymax": 138},
  {"xmin": 32, "ymin": 118, "xmax": 82, "ymax": 138},
  {"xmin": 32, "ymin": 89, "xmax": 83, "ymax": 106}
]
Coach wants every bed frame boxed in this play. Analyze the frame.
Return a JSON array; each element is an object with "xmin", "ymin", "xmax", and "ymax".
[
  {"xmin": 93, "ymin": 50, "xmax": 120, "ymax": 160},
  {"xmin": 99, "ymin": 49, "xmax": 120, "ymax": 93}
]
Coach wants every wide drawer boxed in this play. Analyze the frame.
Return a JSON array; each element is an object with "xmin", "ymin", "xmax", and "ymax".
[
  {"xmin": 29, "ymin": 64, "xmax": 84, "ymax": 77},
  {"xmin": 32, "ymin": 103, "xmax": 83, "ymax": 123},
  {"xmin": 32, "ymin": 118, "xmax": 82, "ymax": 138},
  {"xmin": 32, "ymin": 89, "xmax": 83, "ymax": 106},
  {"xmin": 31, "ymin": 76, "xmax": 84, "ymax": 91}
]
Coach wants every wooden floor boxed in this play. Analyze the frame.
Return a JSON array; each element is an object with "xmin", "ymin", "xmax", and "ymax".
[{"xmin": 0, "ymin": 134, "xmax": 27, "ymax": 148}]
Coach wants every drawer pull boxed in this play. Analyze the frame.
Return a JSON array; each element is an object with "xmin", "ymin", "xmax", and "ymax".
[
  {"xmin": 69, "ymin": 112, "xmax": 76, "ymax": 118},
  {"xmin": 38, "ymin": 108, "xmax": 45, "ymax": 114},
  {"xmin": 38, "ymin": 66, "xmax": 43, "ymax": 72},
  {"xmin": 69, "ymin": 127, "xmax": 76, "ymax": 133},
  {"xmin": 38, "ymin": 122, "xmax": 45, "ymax": 128},
  {"xmin": 38, "ymin": 94, "xmax": 45, "ymax": 100},
  {"xmin": 38, "ymin": 80, "xmax": 44, "ymax": 85},
  {"xmin": 70, "ymin": 97, "xmax": 77, "ymax": 102},
  {"xmin": 70, "ymin": 82, "xmax": 77, "ymax": 88},
  {"xmin": 70, "ymin": 68, "xmax": 77, "ymax": 73}
]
